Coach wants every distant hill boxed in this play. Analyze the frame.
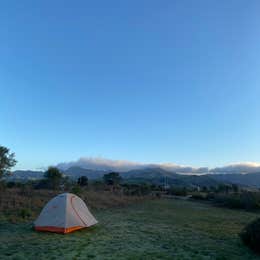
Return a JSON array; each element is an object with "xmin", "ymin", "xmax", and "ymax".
[
  {"xmin": 121, "ymin": 167, "xmax": 221, "ymax": 187},
  {"xmin": 9, "ymin": 170, "xmax": 44, "ymax": 181},
  {"xmin": 9, "ymin": 167, "xmax": 107, "ymax": 181},
  {"xmin": 209, "ymin": 172, "xmax": 260, "ymax": 188},
  {"xmin": 64, "ymin": 166, "xmax": 107, "ymax": 180},
  {"xmin": 121, "ymin": 167, "xmax": 178, "ymax": 179},
  {"xmin": 8, "ymin": 167, "xmax": 260, "ymax": 188},
  {"xmin": 121, "ymin": 168, "xmax": 260, "ymax": 188}
]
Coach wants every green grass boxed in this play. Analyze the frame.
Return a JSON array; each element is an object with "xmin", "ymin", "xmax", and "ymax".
[{"xmin": 0, "ymin": 199, "xmax": 259, "ymax": 259}]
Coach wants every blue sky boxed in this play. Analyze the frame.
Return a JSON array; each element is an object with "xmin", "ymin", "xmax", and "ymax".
[{"xmin": 0, "ymin": 1, "xmax": 260, "ymax": 170}]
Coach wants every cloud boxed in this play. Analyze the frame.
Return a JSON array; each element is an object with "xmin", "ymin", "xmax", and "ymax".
[
  {"xmin": 210, "ymin": 162, "xmax": 260, "ymax": 174},
  {"xmin": 57, "ymin": 157, "xmax": 143, "ymax": 172},
  {"xmin": 57, "ymin": 157, "xmax": 208, "ymax": 174},
  {"xmin": 57, "ymin": 157, "xmax": 260, "ymax": 175}
]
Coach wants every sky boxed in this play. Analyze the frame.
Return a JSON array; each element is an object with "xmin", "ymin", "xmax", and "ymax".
[{"xmin": 0, "ymin": 1, "xmax": 260, "ymax": 171}]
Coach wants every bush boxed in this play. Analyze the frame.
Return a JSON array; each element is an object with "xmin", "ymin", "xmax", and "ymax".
[
  {"xmin": 240, "ymin": 218, "xmax": 260, "ymax": 254},
  {"xmin": 19, "ymin": 208, "xmax": 32, "ymax": 219},
  {"xmin": 103, "ymin": 172, "xmax": 122, "ymax": 186},
  {"xmin": 213, "ymin": 192, "xmax": 260, "ymax": 211},
  {"xmin": 71, "ymin": 185, "xmax": 82, "ymax": 195},
  {"xmin": 19, "ymin": 184, "xmax": 33, "ymax": 196},
  {"xmin": 191, "ymin": 192, "xmax": 207, "ymax": 200},
  {"xmin": 139, "ymin": 184, "xmax": 152, "ymax": 195},
  {"xmin": 91, "ymin": 180, "xmax": 106, "ymax": 191},
  {"xmin": 122, "ymin": 183, "xmax": 153, "ymax": 196},
  {"xmin": 0, "ymin": 180, "xmax": 6, "ymax": 191},
  {"xmin": 6, "ymin": 181, "xmax": 16, "ymax": 188},
  {"xmin": 34, "ymin": 179, "xmax": 50, "ymax": 189},
  {"xmin": 77, "ymin": 176, "xmax": 88, "ymax": 186},
  {"xmin": 206, "ymin": 192, "xmax": 215, "ymax": 200},
  {"xmin": 168, "ymin": 187, "xmax": 187, "ymax": 196},
  {"xmin": 155, "ymin": 192, "xmax": 161, "ymax": 198}
]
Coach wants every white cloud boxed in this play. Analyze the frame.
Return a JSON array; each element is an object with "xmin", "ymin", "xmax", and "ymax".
[
  {"xmin": 57, "ymin": 157, "xmax": 260, "ymax": 175},
  {"xmin": 57, "ymin": 157, "xmax": 143, "ymax": 172},
  {"xmin": 57, "ymin": 157, "xmax": 208, "ymax": 174},
  {"xmin": 210, "ymin": 162, "xmax": 260, "ymax": 174}
]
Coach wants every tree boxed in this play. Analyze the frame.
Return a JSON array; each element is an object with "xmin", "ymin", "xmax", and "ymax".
[
  {"xmin": 240, "ymin": 217, "xmax": 260, "ymax": 253},
  {"xmin": 77, "ymin": 176, "xmax": 88, "ymax": 186},
  {"xmin": 232, "ymin": 184, "xmax": 239, "ymax": 193},
  {"xmin": 44, "ymin": 167, "xmax": 63, "ymax": 189},
  {"xmin": 0, "ymin": 145, "xmax": 17, "ymax": 179},
  {"xmin": 217, "ymin": 184, "xmax": 231, "ymax": 193},
  {"xmin": 103, "ymin": 172, "xmax": 122, "ymax": 186},
  {"xmin": 202, "ymin": 186, "xmax": 208, "ymax": 192}
]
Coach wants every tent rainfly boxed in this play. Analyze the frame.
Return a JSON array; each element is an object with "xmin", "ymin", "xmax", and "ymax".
[{"xmin": 34, "ymin": 193, "xmax": 98, "ymax": 234}]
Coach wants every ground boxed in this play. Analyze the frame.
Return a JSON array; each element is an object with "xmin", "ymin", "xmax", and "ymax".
[{"xmin": 0, "ymin": 199, "xmax": 259, "ymax": 259}]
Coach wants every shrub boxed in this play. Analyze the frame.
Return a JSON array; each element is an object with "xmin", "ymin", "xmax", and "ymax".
[
  {"xmin": 191, "ymin": 192, "xmax": 207, "ymax": 200},
  {"xmin": 19, "ymin": 184, "xmax": 33, "ymax": 196},
  {"xmin": 206, "ymin": 192, "xmax": 215, "ymax": 200},
  {"xmin": 19, "ymin": 208, "xmax": 32, "ymax": 219},
  {"xmin": 71, "ymin": 185, "xmax": 82, "ymax": 195},
  {"xmin": 0, "ymin": 180, "xmax": 6, "ymax": 191},
  {"xmin": 78, "ymin": 176, "xmax": 88, "ymax": 186},
  {"xmin": 214, "ymin": 194, "xmax": 243, "ymax": 209},
  {"xmin": 122, "ymin": 184, "xmax": 153, "ymax": 196},
  {"xmin": 103, "ymin": 172, "xmax": 122, "ymax": 186},
  {"xmin": 34, "ymin": 179, "xmax": 50, "ymax": 189},
  {"xmin": 6, "ymin": 181, "xmax": 16, "ymax": 188},
  {"xmin": 139, "ymin": 184, "xmax": 152, "ymax": 195},
  {"xmin": 240, "ymin": 218, "xmax": 260, "ymax": 254},
  {"xmin": 155, "ymin": 192, "xmax": 161, "ymax": 198},
  {"xmin": 91, "ymin": 180, "xmax": 106, "ymax": 191},
  {"xmin": 213, "ymin": 192, "xmax": 260, "ymax": 210},
  {"xmin": 168, "ymin": 187, "xmax": 187, "ymax": 196}
]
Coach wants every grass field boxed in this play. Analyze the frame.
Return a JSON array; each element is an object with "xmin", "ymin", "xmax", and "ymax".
[{"xmin": 0, "ymin": 199, "xmax": 259, "ymax": 259}]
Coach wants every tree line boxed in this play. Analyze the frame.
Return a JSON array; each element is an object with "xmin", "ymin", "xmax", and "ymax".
[{"xmin": 0, "ymin": 145, "xmax": 123, "ymax": 190}]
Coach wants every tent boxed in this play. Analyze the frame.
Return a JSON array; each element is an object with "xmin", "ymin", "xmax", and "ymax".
[{"xmin": 34, "ymin": 193, "xmax": 98, "ymax": 234}]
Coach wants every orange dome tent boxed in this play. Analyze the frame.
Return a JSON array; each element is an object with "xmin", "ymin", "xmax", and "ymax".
[{"xmin": 34, "ymin": 193, "xmax": 98, "ymax": 234}]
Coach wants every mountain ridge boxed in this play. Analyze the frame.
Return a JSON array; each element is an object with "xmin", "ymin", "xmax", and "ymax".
[{"xmin": 8, "ymin": 167, "xmax": 260, "ymax": 188}]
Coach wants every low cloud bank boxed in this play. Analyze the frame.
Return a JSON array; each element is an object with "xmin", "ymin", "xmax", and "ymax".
[
  {"xmin": 57, "ymin": 157, "xmax": 207, "ymax": 173},
  {"xmin": 210, "ymin": 162, "xmax": 260, "ymax": 174},
  {"xmin": 57, "ymin": 157, "xmax": 260, "ymax": 175},
  {"xmin": 58, "ymin": 157, "xmax": 144, "ymax": 172}
]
